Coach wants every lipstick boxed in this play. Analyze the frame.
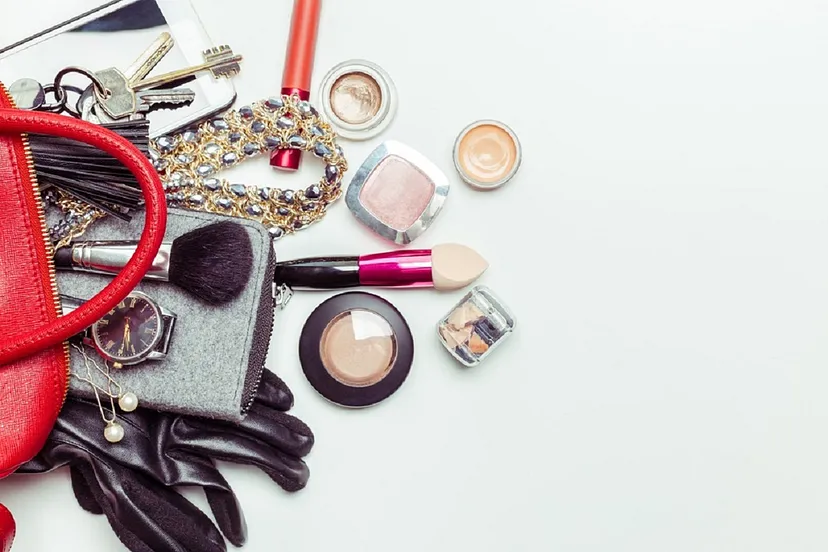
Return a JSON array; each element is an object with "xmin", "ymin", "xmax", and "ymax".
[
  {"xmin": 272, "ymin": 0, "xmax": 322, "ymax": 171},
  {"xmin": 273, "ymin": 244, "xmax": 488, "ymax": 291}
]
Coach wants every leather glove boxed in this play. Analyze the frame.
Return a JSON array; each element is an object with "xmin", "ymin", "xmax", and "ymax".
[
  {"xmin": 18, "ymin": 370, "xmax": 313, "ymax": 552},
  {"xmin": 0, "ymin": 504, "xmax": 13, "ymax": 552}
]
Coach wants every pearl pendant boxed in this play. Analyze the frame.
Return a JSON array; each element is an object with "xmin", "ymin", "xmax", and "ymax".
[
  {"xmin": 104, "ymin": 421, "xmax": 125, "ymax": 443},
  {"xmin": 118, "ymin": 392, "xmax": 139, "ymax": 413}
]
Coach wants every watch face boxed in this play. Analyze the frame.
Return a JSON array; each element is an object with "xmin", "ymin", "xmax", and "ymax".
[{"xmin": 92, "ymin": 292, "xmax": 163, "ymax": 365}]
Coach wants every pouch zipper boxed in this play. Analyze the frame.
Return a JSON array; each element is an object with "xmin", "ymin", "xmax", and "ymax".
[
  {"xmin": 241, "ymin": 242, "xmax": 278, "ymax": 415},
  {"xmin": 0, "ymin": 83, "xmax": 71, "ymax": 399}
]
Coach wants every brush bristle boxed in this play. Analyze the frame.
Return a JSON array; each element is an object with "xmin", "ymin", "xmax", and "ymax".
[{"xmin": 169, "ymin": 221, "xmax": 254, "ymax": 305}]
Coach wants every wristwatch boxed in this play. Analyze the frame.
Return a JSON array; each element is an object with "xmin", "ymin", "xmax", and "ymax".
[{"xmin": 61, "ymin": 291, "xmax": 176, "ymax": 368}]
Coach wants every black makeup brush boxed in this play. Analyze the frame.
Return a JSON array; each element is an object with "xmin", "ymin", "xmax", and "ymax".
[
  {"xmin": 30, "ymin": 119, "xmax": 149, "ymax": 219},
  {"xmin": 53, "ymin": 221, "xmax": 254, "ymax": 305}
]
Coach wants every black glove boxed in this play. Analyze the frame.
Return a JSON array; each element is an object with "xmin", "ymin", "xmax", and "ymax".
[{"xmin": 18, "ymin": 370, "xmax": 313, "ymax": 552}]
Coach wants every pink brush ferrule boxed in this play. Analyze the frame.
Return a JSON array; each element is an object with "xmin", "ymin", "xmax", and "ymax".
[{"xmin": 358, "ymin": 250, "xmax": 433, "ymax": 288}]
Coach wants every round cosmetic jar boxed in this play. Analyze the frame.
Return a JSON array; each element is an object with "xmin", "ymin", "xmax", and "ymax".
[
  {"xmin": 319, "ymin": 60, "xmax": 397, "ymax": 141},
  {"xmin": 453, "ymin": 120, "xmax": 522, "ymax": 191}
]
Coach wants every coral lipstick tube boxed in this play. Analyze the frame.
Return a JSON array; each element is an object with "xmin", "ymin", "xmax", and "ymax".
[{"xmin": 272, "ymin": 0, "xmax": 322, "ymax": 171}]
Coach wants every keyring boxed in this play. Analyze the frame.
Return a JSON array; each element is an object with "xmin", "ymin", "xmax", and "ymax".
[
  {"xmin": 61, "ymin": 85, "xmax": 85, "ymax": 118},
  {"xmin": 41, "ymin": 84, "xmax": 67, "ymax": 113},
  {"xmin": 53, "ymin": 66, "xmax": 110, "ymax": 107}
]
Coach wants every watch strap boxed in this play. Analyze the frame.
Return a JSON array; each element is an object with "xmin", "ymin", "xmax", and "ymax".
[{"xmin": 156, "ymin": 313, "xmax": 176, "ymax": 355}]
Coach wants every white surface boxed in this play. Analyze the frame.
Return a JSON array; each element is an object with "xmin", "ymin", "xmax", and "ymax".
[{"xmin": 3, "ymin": 0, "xmax": 828, "ymax": 550}]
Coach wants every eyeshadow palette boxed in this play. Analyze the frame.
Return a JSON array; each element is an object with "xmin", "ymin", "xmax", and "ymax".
[
  {"xmin": 345, "ymin": 141, "xmax": 449, "ymax": 244},
  {"xmin": 437, "ymin": 286, "xmax": 515, "ymax": 367}
]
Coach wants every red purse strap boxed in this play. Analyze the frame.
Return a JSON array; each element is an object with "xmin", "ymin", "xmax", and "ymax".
[{"xmin": 0, "ymin": 109, "xmax": 166, "ymax": 365}]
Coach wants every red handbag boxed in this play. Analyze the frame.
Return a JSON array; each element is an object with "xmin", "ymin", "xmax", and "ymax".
[
  {"xmin": 0, "ymin": 82, "xmax": 167, "ymax": 478},
  {"xmin": 0, "ymin": 505, "xmax": 13, "ymax": 552}
]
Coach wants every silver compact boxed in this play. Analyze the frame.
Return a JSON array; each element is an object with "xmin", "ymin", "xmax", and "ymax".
[
  {"xmin": 437, "ymin": 286, "xmax": 516, "ymax": 367},
  {"xmin": 319, "ymin": 60, "xmax": 397, "ymax": 141},
  {"xmin": 346, "ymin": 141, "xmax": 449, "ymax": 245}
]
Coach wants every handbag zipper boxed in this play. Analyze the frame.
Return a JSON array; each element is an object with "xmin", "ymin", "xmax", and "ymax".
[{"xmin": 0, "ymin": 83, "xmax": 71, "ymax": 399}]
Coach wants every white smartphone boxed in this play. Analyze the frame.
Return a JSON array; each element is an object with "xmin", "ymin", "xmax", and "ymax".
[{"xmin": 0, "ymin": 0, "xmax": 237, "ymax": 137}]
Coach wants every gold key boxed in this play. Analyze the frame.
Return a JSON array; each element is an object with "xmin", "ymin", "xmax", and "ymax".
[
  {"xmin": 132, "ymin": 45, "xmax": 242, "ymax": 92},
  {"xmin": 124, "ymin": 31, "xmax": 175, "ymax": 85}
]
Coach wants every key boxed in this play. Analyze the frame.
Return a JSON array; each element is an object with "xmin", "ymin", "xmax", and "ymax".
[
  {"xmin": 78, "ymin": 89, "xmax": 101, "ymax": 123},
  {"xmin": 131, "ymin": 45, "xmax": 242, "ymax": 92},
  {"xmin": 124, "ymin": 32, "xmax": 175, "ymax": 87},
  {"xmin": 93, "ymin": 32, "xmax": 177, "ymax": 119},
  {"xmin": 81, "ymin": 84, "xmax": 195, "ymax": 123},
  {"xmin": 89, "ymin": 88, "xmax": 196, "ymax": 123},
  {"xmin": 94, "ymin": 68, "xmax": 137, "ymax": 119},
  {"xmin": 134, "ymin": 88, "xmax": 196, "ymax": 114}
]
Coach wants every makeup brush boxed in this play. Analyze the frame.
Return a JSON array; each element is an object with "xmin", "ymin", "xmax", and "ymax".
[
  {"xmin": 273, "ymin": 243, "xmax": 488, "ymax": 291},
  {"xmin": 53, "ymin": 221, "xmax": 253, "ymax": 305}
]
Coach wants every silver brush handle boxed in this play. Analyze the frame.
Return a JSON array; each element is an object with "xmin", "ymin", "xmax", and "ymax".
[
  {"xmin": 60, "ymin": 295, "xmax": 83, "ymax": 315},
  {"xmin": 70, "ymin": 242, "xmax": 173, "ymax": 281}
]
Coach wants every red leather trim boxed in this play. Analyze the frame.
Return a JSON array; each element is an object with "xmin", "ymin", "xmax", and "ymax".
[
  {"xmin": 0, "ymin": 88, "xmax": 67, "ymax": 474},
  {"xmin": 0, "ymin": 89, "xmax": 68, "ymax": 474},
  {"xmin": 0, "ymin": 505, "xmax": 13, "ymax": 552},
  {"xmin": 0, "ymin": 109, "xmax": 167, "ymax": 365}
]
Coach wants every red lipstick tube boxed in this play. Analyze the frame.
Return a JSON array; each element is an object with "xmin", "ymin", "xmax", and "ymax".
[{"xmin": 271, "ymin": 0, "xmax": 321, "ymax": 171}]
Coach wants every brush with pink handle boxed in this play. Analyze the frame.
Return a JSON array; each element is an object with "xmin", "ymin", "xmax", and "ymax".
[{"xmin": 273, "ymin": 244, "xmax": 488, "ymax": 291}]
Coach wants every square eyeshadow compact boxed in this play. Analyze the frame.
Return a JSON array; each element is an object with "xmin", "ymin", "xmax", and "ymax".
[
  {"xmin": 345, "ymin": 141, "xmax": 450, "ymax": 244},
  {"xmin": 437, "ymin": 286, "xmax": 516, "ymax": 367}
]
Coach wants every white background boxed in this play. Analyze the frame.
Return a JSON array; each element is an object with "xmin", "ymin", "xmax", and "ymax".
[{"xmin": 3, "ymin": 0, "xmax": 828, "ymax": 550}]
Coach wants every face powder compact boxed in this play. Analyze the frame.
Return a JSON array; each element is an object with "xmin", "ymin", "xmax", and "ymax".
[
  {"xmin": 299, "ymin": 292, "xmax": 414, "ymax": 408},
  {"xmin": 319, "ymin": 59, "xmax": 397, "ymax": 140},
  {"xmin": 346, "ymin": 140, "xmax": 450, "ymax": 244},
  {"xmin": 453, "ymin": 120, "xmax": 522, "ymax": 191}
]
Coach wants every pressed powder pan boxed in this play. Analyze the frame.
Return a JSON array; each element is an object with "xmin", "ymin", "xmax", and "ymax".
[{"xmin": 299, "ymin": 292, "xmax": 414, "ymax": 408}]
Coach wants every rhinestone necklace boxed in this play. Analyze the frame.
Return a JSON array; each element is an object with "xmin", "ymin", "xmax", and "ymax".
[{"xmin": 48, "ymin": 94, "xmax": 347, "ymax": 247}]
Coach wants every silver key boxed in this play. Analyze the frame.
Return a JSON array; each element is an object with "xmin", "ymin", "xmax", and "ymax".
[
  {"xmin": 81, "ymin": 85, "xmax": 195, "ymax": 123},
  {"xmin": 87, "ymin": 88, "xmax": 196, "ymax": 124},
  {"xmin": 94, "ymin": 32, "xmax": 177, "ymax": 119},
  {"xmin": 94, "ymin": 68, "xmax": 136, "ymax": 119},
  {"xmin": 78, "ymin": 89, "xmax": 101, "ymax": 122},
  {"xmin": 134, "ymin": 88, "xmax": 196, "ymax": 114}
]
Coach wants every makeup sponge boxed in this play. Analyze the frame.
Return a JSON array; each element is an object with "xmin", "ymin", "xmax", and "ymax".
[{"xmin": 431, "ymin": 243, "xmax": 489, "ymax": 291}]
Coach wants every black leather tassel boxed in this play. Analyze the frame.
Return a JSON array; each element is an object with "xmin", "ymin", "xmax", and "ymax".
[{"xmin": 30, "ymin": 119, "xmax": 149, "ymax": 219}]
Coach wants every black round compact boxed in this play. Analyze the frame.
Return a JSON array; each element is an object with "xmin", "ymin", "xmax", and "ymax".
[{"xmin": 299, "ymin": 292, "xmax": 414, "ymax": 408}]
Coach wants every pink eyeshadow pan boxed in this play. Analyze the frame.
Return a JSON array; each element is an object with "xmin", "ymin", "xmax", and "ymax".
[
  {"xmin": 359, "ymin": 155, "xmax": 435, "ymax": 231},
  {"xmin": 346, "ymin": 141, "xmax": 450, "ymax": 244}
]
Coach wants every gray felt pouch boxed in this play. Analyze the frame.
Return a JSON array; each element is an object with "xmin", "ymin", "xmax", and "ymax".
[{"xmin": 58, "ymin": 208, "xmax": 276, "ymax": 422}]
